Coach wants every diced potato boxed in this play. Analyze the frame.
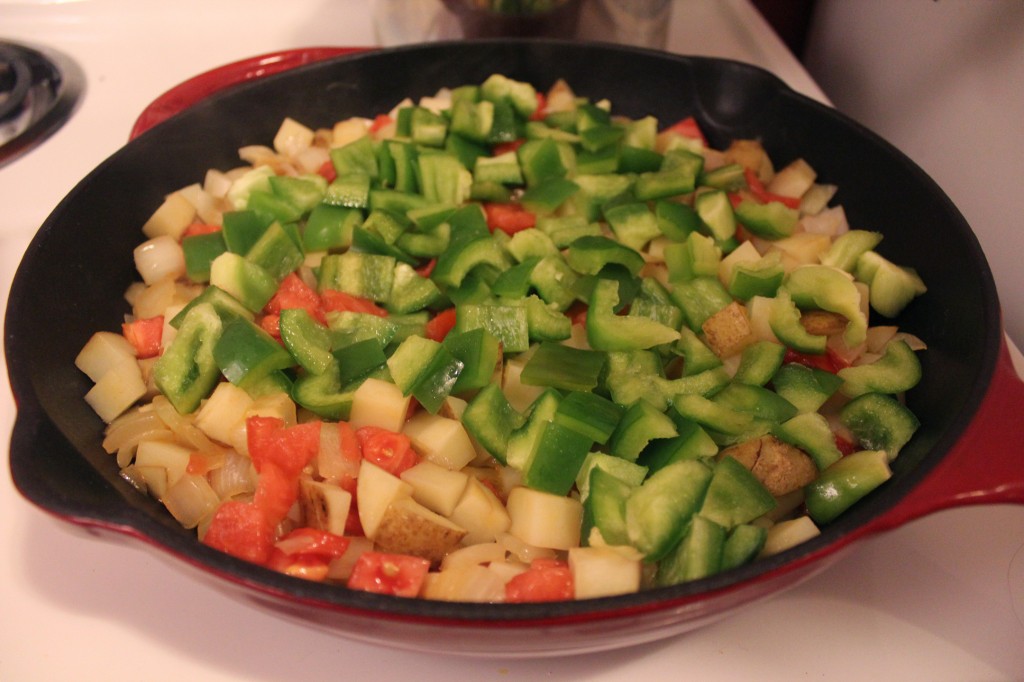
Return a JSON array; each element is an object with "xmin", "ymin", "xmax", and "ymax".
[
  {"xmin": 800, "ymin": 183, "xmax": 838, "ymax": 216},
  {"xmin": 800, "ymin": 310, "xmax": 849, "ymax": 337},
  {"xmin": 501, "ymin": 352, "xmax": 544, "ymax": 413},
  {"xmin": 768, "ymin": 232, "xmax": 832, "ymax": 269},
  {"xmin": 717, "ymin": 239, "xmax": 762, "ymax": 287},
  {"xmin": 402, "ymin": 412, "xmax": 477, "ymax": 471},
  {"xmin": 373, "ymin": 497, "xmax": 467, "ymax": 563},
  {"xmin": 721, "ymin": 434, "xmax": 818, "ymax": 497},
  {"xmin": 747, "ymin": 295, "xmax": 780, "ymax": 343},
  {"xmin": 760, "ymin": 515, "xmax": 820, "ymax": 557},
  {"xmin": 134, "ymin": 439, "xmax": 192, "ymax": 489},
  {"xmin": 130, "ymin": 275, "xmax": 177, "ymax": 319},
  {"xmin": 132, "ymin": 464, "xmax": 169, "ymax": 500},
  {"xmin": 400, "ymin": 461, "xmax": 470, "ymax": 517},
  {"xmin": 568, "ymin": 546, "xmax": 643, "ymax": 599},
  {"xmin": 545, "ymin": 78, "xmax": 577, "ymax": 114},
  {"xmin": 299, "ymin": 478, "xmax": 352, "ymax": 536},
  {"xmin": 506, "ymin": 486, "xmax": 583, "ymax": 551},
  {"xmin": 75, "ymin": 331, "xmax": 137, "ymax": 382},
  {"xmin": 141, "ymin": 191, "xmax": 196, "ymax": 240},
  {"xmin": 356, "ymin": 459, "xmax": 413, "ymax": 539},
  {"xmin": 449, "ymin": 478, "xmax": 511, "ymax": 546},
  {"xmin": 203, "ymin": 168, "xmax": 234, "ymax": 199},
  {"xmin": 800, "ymin": 205, "xmax": 848, "ymax": 237},
  {"xmin": 84, "ymin": 359, "xmax": 148, "ymax": 423},
  {"xmin": 724, "ymin": 139, "xmax": 773, "ymax": 182},
  {"xmin": 273, "ymin": 117, "xmax": 315, "ymax": 157},
  {"xmin": 701, "ymin": 301, "xmax": 756, "ymax": 358},
  {"xmin": 348, "ymin": 377, "xmax": 411, "ymax": 433},
  {"xmin": 766, "ymin": 158, "xmax": 817, "ymax": 199},
  {"xmin": 331, "ymin": 117, "xmax": 369, "ymax": 148},
  {"xmin": 293, "ymin": 145, "xmax": 330, "ymax": 175},
  {"xmin": 194, "ymin": 382, "xmax": 253, "ymax": 445}
]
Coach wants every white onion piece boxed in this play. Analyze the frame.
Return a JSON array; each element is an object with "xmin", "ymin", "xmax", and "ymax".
[
  {"xmin": 133, "ymin": 236, "xmax": 185, "ymax": 286},
  {"xmin": 163, "ymin": 474, "xmax": 220, "ymax": 529},
  {"xmin": 422, "ymin": 565, "xmax": 505, "ymax": 603},
  {"xmin": 208, "ymin": 449, "xmax": 257, "ymax": 500},
  {"xmin": 325, "ymin": 536, "xmax": 373, "ymax": 581},
  {"xmin": 440, "ymin": 542, "xmax": 507, "ymax": 571},
  {"xmin": 497, "ymin": 532, "xmax": 557, "ymax": 565}
]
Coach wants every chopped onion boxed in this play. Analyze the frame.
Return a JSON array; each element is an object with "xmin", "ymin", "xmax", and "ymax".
[
  {"xmin": 133, "ymin": 235, "xmax": 185, "ymax": 286},
  {"xmin": 421, "ymin": 565, "xmax": 505, "ymax": 603},
  {"xmin": 497, "ymin": 532, "xmax": 557, "ymax": 565},
  {"xmin": 102, "ymin": 405, "xmax": 169, "ymax": 455},
  {"xmin": 325, "ymin": 536, "xmax": 373, "ymax": 581},
  {"xmin": 163, "ymin": 474, "xmax": 220, "ymax": 529},
  {"xmin": 441, "ymin": 541, "xmax": 507, "ymax": 571},
  {"xmin": 208, "ymin": 449, "xmax": 257, "ymax": 500}
]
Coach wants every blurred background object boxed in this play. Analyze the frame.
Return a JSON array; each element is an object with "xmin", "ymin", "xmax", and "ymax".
[
  {"xmin": 800, "ymin": 0, "xmax": 1024, "ymax": 347},
  {"xmin": 374, "ymin": 0, "xmax": 672, "ymax": 49}
]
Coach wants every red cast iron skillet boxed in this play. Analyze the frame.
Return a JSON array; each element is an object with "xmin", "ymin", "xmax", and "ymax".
[{"xmin": 6, "ymin": 40, "xmax": 1024, "ymax": 657}]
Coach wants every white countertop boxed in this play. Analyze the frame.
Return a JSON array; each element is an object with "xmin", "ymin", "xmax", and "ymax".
[{"xmin": 2, "ymin": 1, "xmax": 1023, "ymax": 680}]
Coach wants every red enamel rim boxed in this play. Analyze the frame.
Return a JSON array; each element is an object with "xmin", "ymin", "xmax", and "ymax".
[{"xmin": 129, "ymin": 47, "xmax": 370, "ymax": 140}]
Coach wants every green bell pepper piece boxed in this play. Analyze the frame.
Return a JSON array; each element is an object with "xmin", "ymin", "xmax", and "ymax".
[
  {"xmin": 153, "ymin": 302, "xmax": 223, "ymax": 414},
  {"xmin": 586, "ymin": 278, "xmax": 680, "ymax": 351}
]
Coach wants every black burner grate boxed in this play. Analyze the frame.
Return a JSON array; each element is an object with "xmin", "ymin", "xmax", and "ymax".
[{"xmin": 0, "ymin": 41, "xmax": 84, "ymax": 167}]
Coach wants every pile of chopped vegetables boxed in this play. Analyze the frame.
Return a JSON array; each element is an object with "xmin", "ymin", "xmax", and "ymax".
[{"xmin": 76, "ymin": 74, "xmax": 928, "ymax": 602}]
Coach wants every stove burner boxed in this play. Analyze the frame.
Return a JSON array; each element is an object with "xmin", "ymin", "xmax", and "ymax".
[{"xmin": 0, "ymin": 41, "xmax": 84, "ymax": 168}]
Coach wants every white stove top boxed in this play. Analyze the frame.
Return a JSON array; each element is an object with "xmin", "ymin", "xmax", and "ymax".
[{"xmin": 2, "ymin": 2, "xmax": 1022, "ymax": 680}]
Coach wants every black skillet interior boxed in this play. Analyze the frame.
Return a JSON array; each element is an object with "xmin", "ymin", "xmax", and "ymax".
[{"xmin": 5, "ymin": 40, "xmax": 1001, "ymax": 620}]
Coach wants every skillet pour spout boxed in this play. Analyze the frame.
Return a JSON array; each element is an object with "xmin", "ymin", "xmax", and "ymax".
[{"xmin": 6, "ymin": 40, "xmax": 1024, "ymax": 656}]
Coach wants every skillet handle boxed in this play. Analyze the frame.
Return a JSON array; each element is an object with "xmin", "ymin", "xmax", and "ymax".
[
  {"xmin": 868, "ymin": 334, "xmax": 1024, "ymax": 531},
  {"xmin": 129, "ymin": 46, "xmax": 370, "ymax": 139}
]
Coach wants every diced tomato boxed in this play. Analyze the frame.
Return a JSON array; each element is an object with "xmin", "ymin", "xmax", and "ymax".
[
  {"xmin": 258, "ymin": 313, "xmax": 282, "ymax": 339},
  {"xmin": 182, "ymin": 223, "xmax": 223, "ymax": 238},
  {"xmin": 202, "ymin": 500, "xmax": 275, "ymax": 564},
  {"xmin": 529, "ymin": 91, "xmax": 547, "ymax": 121},
  {"xmin": 664, "ymin": 116, "xmax": 707, "ymax": 146},
  {"xmin": 253, "ymin": 462, "xmax": 298, "ymax": 528},
  {"xmin": 483, "ymin": 202, "xmax": 537, "ymax": 235},
  {"xmin": 246, "ymin": 416, "xmax": 322, "ymax": 476},
  {"xmin": 424, "ymin": 307, "xmax": 457, "ymax": 342},
  {"xmin": 505, "ymin": 558, "xmax": 574, "ymax": 603},
  {"xmin": 369, "ymin": 113, "xmax": 393, "ymax": 134},
  {"xmin": 320, "ymin": 289, "xmax": 389, "ymax": 317},
  {"xmin": 564, "ymin": 301, "xmax": 588, "ymax": 327},
  {"xmin": 415, "ymin": 258, "xmax": 437, "ymax": 278},
  {"xmin": 274, "ymin": 527, "xmax": 352, "ymax": 559},
  {"xmin": 346, "ymin": 551, "xmax": 430, "ymax": 597},
  {"xmin": 355, "ymin": 426, "xmax": 418, "ymax": 476},
  {"xmin": 835, "ymin": 433, "xmax": 858, "ymax": 456},
  {"xmin": 492, "ymin": 138, "xmax": 526, "ymax": 156},
  {"xmin": 743, "ymin": 167, "xmax": 801, "ymax": 209},
  {"xmin": 264, "ymin": 273, "xmax": 326, "ymax": 325},
  {"xmin": 318, "ymin": 159, "xmax": 337, "ymax": 183},
  {"xmin": 122, "ymin": 315, "xmax": 164, "ymax": 359},
  {"xmin": 783, "ymin": 349, "xmax": 840, "ymax": 374}
]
